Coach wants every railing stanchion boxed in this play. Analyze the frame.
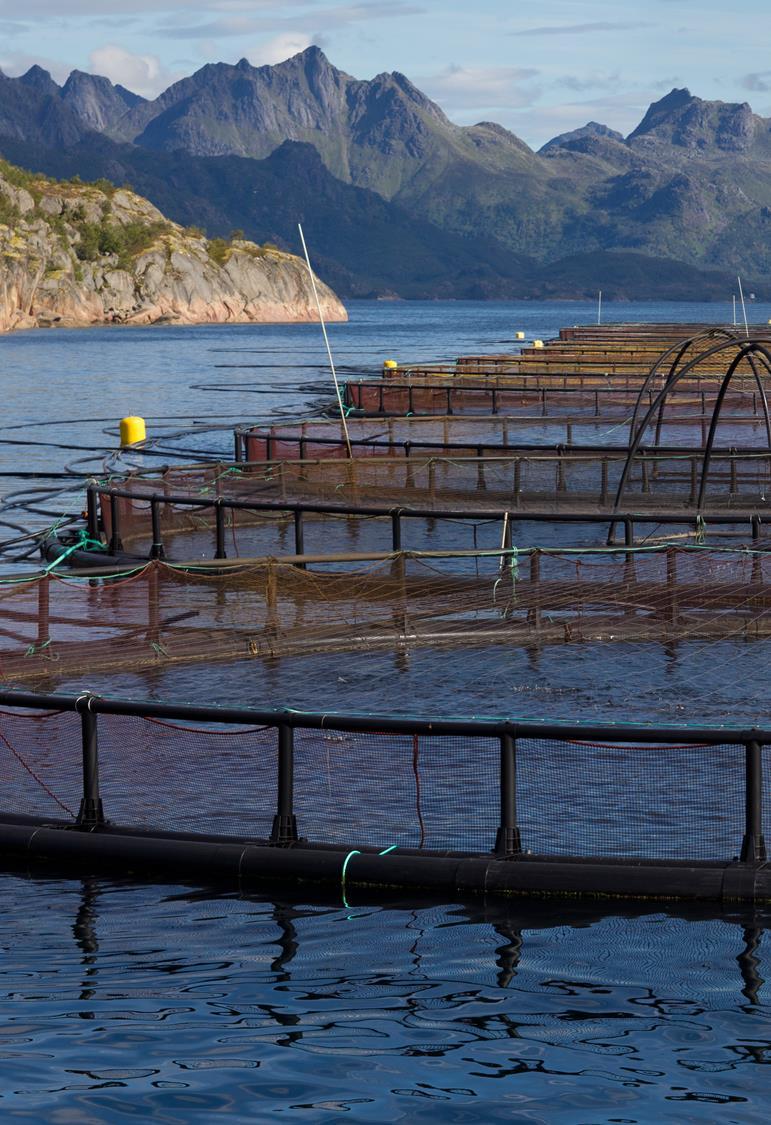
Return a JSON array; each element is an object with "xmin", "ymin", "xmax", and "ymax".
[
  {"xmin": 76, "ymin": 697, "xmax": 105, "ymax": 829},
  {"xmin": 740, "ymin": 741, "xmax": 767, "ymax": 863},
  {"xmin": 391, "ymin": 511, "xmax": 402, "ymax": 551},
  {"xmin": 495, "ymin": 733, "xmax": 522, "ymax": 857},
  {"xmin": 150, "ymin": 497, "xmax": 165, "ymax": 560},
  {"xmin": 294, "ymin": 510, "xmax": 306, "ymax": 568},
  {"xmin": 271, "ymin": 722, "xmax": 299, "ymax": 845},
  {"xmin": 109, "ymin": 493, "xmax": 122, "ymax": 555},
  {"xmin": 234, "ymin": 431, "xmax": 242, "ymax": 463},
  {"xmin": 86, "ymin": 486, "xmax": 99, "ymax": 540},
  {"xmin": 214, "ymin": 500, "xmax": 227, "ymax": 560}
]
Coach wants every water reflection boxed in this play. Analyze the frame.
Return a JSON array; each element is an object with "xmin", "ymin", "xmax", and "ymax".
[{"xmin": 1, "ymin": 877, "xmax": 769, "ymax": 1119}]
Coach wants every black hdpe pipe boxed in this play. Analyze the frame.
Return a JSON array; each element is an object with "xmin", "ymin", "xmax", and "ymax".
[{"xmin": 0, "ymin": 817, "xmax": 768, "ymax": 903}]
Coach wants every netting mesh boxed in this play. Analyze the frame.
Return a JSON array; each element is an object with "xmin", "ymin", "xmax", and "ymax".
[
  {"xmin": 98, "ymin": 454, "xmax": 771, "ymax": 563},
  {"xmin": 97, "ymin": 714, "xmax": 278, "ymax": 837},
  {"xmin": 516, "ymin": 739, "xmax": 750, "ymax": 859},
  {"xmin": 0, "ymin": 708, "xmax": 80, "ymax": 818},
  {"xmin": 5, "ymin": 547, "xmax": 771, "ymax": 685},
  {"xmin": 293, "ymin": 730, "xmax": 499, "ymax": 852}
]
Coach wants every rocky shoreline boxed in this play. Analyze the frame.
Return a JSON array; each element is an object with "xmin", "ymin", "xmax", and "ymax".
[{"xmin": 0, "ymin": 162, "xmax": 347, "ymax": 332}]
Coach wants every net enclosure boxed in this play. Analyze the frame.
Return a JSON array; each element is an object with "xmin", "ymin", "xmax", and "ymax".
[{"xmin": 7, "ymin": 545, "xmax": 771, "ymax": 685}]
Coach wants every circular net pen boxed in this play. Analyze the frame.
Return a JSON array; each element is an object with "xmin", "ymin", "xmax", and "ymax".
[
  {"xmin": 391, "ymin": 327, "xmax": 759, "ymax": 378},
  {"xmin": 87, "ymin": 445, "xmax": 771, "ymax": 565},
  {"xmin": 8, "ymin": 545, "xmax": 771, "ymax": 690}
]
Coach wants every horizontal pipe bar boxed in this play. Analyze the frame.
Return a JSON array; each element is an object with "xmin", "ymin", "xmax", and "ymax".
[
  {"xmin": 0, "ymin": 688, "xmax": 768, "ymax": 745},
  {"xmin": 94, "ymin": 484, "xmax": 767, "ymax": 530}
]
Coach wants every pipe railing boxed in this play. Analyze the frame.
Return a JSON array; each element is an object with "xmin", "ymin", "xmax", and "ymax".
[
  {"xmin": 0, "ymin": 689, "xmax": 767, "ymax": 865},
  {"xmin": 87, "ymin": 482, "xmax": 770, "ymax": 563},
  {"xmin": 343, "ymin": 380, "xmax": 771, "ymax": 420}
]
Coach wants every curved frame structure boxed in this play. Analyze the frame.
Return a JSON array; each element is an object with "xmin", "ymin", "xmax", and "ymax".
[{"xmin": 614, "ymin": 336, "xmax": 771, "ymax": 516}]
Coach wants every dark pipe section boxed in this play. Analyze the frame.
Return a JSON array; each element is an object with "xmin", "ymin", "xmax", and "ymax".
[{"xmin": 0, "ymin": 819, "xmax": 768, "ymax": 904}]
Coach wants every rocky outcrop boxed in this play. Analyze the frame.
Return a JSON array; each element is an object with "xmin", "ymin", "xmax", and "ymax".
[{"xmin": 0, "ymin": 160, "xmax": 347, "ymax": 332}]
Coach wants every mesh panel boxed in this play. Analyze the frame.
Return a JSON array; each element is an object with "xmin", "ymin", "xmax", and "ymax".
[
  {"xmin": 0, "ymin": 708, "xmax": 80, "ymax": 819},
  {"xmin": 97, "ymin": 714, "xmax": 277, "ymax": 837},
  {"xmin": 516, "ymin": 739, "xmax": 748, "ymax": 859},
  {"xmin": 293, "ymin": 730, "xmax": 499, "ymax": 852}
]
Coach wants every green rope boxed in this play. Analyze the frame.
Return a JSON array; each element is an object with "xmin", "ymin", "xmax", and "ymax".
[
  {"xmin": 341, "ymin": 845, "xmax": 397, "ymax": 906},
  {"xmin": 43, "ymin": 530, "xmax": 107, "ymax": 574}
]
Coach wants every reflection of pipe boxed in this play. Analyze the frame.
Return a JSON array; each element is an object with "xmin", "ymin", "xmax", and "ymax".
[
  {"xmin": 738, "ymin": 925, "xmax": 764, "ymax": 1006},
  {"xmin": 270, "ymin": 903, "xmax": 299, "ymax": 980},
  {"xmin": 73, "ymin": 877, "xmax": 100, "ymax": 1015},
  {"xmin": 493, "ymin": 925, "xmax": 523, "ymax": 989}
]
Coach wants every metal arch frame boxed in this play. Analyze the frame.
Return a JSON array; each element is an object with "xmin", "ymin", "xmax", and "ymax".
[
  {"xmin": 611, "ymin": 335, "xmax": 771, "ymax": 527},
  {"xmin": 628, "ymin": 327, "xmax": 740, "ymax": 448},
  {"xmin": 697, "ymin": 342, "xmax": 771, "ymax": 508}
]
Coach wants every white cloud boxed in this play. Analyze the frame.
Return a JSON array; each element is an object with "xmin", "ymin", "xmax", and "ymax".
[
  {"xmin": 246, "ymin": 33, "xmax": 316, "ymax": 66},
  {"xmin": 421, "ymin": 65, "xmax": 541, "ymax": 112},
  {"xmin": 88, "ymin": 44, "xmax": 177, "ymax": 96}
]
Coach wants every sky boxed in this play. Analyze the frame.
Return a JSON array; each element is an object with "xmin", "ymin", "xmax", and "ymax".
[{"xmin": 2, "ymin": 0, "xmax": 771, "ymax": 148}]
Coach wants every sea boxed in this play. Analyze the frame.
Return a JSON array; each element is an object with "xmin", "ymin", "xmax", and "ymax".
[{"xmin": 0, "ymin": 300, "xmax": 769, "ymax": 1121}]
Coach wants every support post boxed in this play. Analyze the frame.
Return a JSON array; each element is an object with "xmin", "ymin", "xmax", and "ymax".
[
  {"xmin": 740, "ymin": 741, "xmax": 767, "ymax": 863},
  {"xmin": 391, "ymin": 510, "xmax": 402, "ymax": 551},
  {"xmin": 294, "ymin": 509, "xmax": 305, "ymax": 568},
  {"xmin": 214, "ymin": 500, "xmax": 227, "ymax": 560},
  {"xmin": 270, "ymin": 723, "xmax": 299, "ymax": 845},
  {"xmin": 76, "ymin": 699, "xmax": 105, "ymax": 829},
  {"xmin": 149, "ymin": 498, "xmax": 165, "ymax": 560},
  {"xmin": 495, "ymin": 734, "xmax": 522, "ymax": 857},
  {"xmin": 86, "ymin": 486, "xmax": 99, "ymax": 540},
  {"xmin": 109, "ymin": 494, "xmax": 122, "ymax": 555}
]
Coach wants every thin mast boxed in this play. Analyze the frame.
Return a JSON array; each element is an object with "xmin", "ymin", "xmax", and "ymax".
[{"xmin": 298, "ymin": 222, "xmax": 352, "ymax": 457}]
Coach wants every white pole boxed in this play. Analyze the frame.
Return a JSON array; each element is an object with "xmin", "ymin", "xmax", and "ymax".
[
  {"xmin": 732, "ymin": 295, "xmax": 737, "ymax": 326},
  {"xmin": 597, "ymin": 290, "xmax": 602, "ymax": 326},
  {"xmin": 297, "ymin": 222, "xmax": 352, "ymax": 457},
  {"xmin": 737, "ymin": 276, "xmax": 749, "ymax": 338}
]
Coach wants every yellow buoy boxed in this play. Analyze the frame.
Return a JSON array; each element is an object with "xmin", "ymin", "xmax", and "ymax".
[
  {"xmin": 533, "ymin": 339, "xmax": 544, "ymax": 349},
  {"xmin": 383, "ymin": 359, "xmax": 398, "ymax": 370},
  {"xmin": 515, "ymin": 331, "xmax": 525, "ymax": 340},
  {"xmin": 120, "ymin": 416, "xmax": 146, "ymax": 446}
]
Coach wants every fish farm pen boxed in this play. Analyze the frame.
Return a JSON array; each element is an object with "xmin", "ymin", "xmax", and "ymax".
[{"xmin": 6, "ymin": 323, "xmax": 771, "ymax": 902}]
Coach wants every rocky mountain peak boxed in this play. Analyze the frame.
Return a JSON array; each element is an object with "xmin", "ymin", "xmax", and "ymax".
[
  {"xmin": 540, "ymin": 120, "xmax": 624, "ymax": 154},
  {"xmin": 629, "ymin": 87, "xmax": 756, "ymax": 152},
  {"xmin": 61, "ymin": 70, "xmax": 145, "ymax": 131},
  {"xmin": 18, "ymin": 65, "xmax": 59, "ymax": 95}
]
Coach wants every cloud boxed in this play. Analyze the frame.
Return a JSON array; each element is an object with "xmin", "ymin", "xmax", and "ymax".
[
  {"xmin": 247, "ymin": 33, "xmax": 317, "ymax": 66},
  {"xmin": 557, "ymin": 73, "xmax": 623, "ymax": 94},
  {"xmin": 741, "ymin": 71, "xmax": 771, "ymax": 93},
  {"xmin": 88, "ymin": 44, "xmax": 178, "ymax": 97},
  {"xmin": 421, "ymin": 64, "xmax": 541, "ymax": 112},
  {"xmin": 157, "ymin": 3, "xmax": 422, "ymax": 39},
  {"xmin": 512, "ymin": 21, "xmax": 651, "ymax": 37}
]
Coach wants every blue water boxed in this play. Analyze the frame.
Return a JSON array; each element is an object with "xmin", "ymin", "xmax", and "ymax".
[
  {"xmin": 2, "ymin": 300, "xmax": 771, "ymax": 1118},
  {"xmin": 0, "ymin": 876, "xmax": 768, "ymax": 1123}
]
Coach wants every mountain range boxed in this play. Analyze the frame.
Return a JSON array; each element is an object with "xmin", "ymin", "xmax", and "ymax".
[{"xmin": 1, "ymin": 49, "xmax": 770, "ymax": 300}]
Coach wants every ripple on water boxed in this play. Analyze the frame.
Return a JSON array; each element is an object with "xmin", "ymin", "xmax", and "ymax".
[{"xmin": 0, "ymin": 877, "xmax": 768, "ymax": 1121}]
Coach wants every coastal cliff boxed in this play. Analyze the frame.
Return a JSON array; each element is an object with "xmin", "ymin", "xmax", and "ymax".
[{"xmin": 0, "ymin": 159, "xmax": 347, "ymax": 332}]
